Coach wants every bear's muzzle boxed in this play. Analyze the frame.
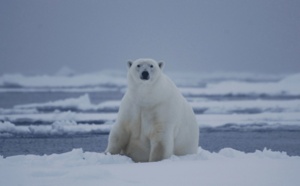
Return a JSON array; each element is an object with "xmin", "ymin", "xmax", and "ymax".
[{"xmin": 141, "ymin": 71, "xmax": 150, "ymax": 80}]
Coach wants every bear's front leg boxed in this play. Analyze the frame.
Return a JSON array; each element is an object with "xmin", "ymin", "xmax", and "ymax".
[
  {"xmin": 149, "ymin": 135, "xmax": 173, "ymax": 162},
  {"xmin": 105, "ymin": 123, "xmax": 129, "ymax": 155}
]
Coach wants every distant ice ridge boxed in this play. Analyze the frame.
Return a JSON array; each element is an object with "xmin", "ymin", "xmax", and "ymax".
[
  {"xmin": 0, "ymin": 147, "xmax": 299, "ymax": 186},
  {"xmin": 0, "ymin": 111, "xmax": 117, "ymax": 125},
  {"xmin": 13, "ymin": 94, "xmax": 120, "ymax": 112},
  {"xmin": 1, "ymin": 112, "xmax": 300, "ymax": 137},
  {"xmin": 180, "ymin": 73, "xmax": 300, "ymax": 96},
  {"xmin": 1, "ymin": 70, "xmax": 282, "ymax": 88},
  {"xmin": 9, "ymin": 93, "xmax": 300, "ymax": 114},
  {"xmin": 0, "ymin": 121, "xmax": 112, "ymax": 137},
  {"xmin": 0, "ymin": 70, "xmax": 127, "ymax": 88},
  {"xmin": 1, "ymin": 71, "xmax": 300, "ymax": 96}
]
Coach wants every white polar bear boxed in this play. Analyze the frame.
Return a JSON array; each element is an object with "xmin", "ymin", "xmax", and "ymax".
[{"xmin": 105, "ymin": 58, "xmax": 199, "ymax": 162}]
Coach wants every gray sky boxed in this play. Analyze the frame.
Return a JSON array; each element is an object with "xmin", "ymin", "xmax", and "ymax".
[{"xmin": 0, "ymin": 0, "xmax": 299, "ymax": 75}]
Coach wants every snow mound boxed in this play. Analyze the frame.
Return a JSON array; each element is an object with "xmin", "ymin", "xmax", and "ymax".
[{"xmin": 0, "ymin": 147, "xmax": 299, "ymax": 186}]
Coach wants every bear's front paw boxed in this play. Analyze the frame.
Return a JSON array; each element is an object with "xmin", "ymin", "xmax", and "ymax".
[{"xmin": 104, "ymin": 151, "xmax": 111, "ymax": 155}]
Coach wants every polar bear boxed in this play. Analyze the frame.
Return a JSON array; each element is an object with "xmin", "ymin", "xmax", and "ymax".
[{"xmin": 105, "ymin": 58, "xmax": 199, "ymax": 162}]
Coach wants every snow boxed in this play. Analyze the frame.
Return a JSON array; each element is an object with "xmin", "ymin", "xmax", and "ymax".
[
  {"xmin": 0, "ymin": 121, "xmax": 112, "ymax": 137},
  {"xmin": 0, "ymin": 147, "xmax": 299, "ymax": 186}
]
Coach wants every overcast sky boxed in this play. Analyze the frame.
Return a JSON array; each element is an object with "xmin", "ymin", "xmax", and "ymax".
[{"xmin": 0, "ymin": 0, "xmax": 299, "ymax": 75}]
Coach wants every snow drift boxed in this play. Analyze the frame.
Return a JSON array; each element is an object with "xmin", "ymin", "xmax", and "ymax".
[{"xmin": 0, "ymin": 147, "xmax": 299, "ymax": 186}]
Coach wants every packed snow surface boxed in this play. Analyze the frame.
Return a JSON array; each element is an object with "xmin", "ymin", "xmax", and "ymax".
[{"xmin": 0, "ymin": 147, "xmax": 299, "ymax": 186}]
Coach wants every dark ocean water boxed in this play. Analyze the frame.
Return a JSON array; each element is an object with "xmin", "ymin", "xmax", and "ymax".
[{"xmin": 1, "ymin": 130, "xmax": 300, "ymax": 158}]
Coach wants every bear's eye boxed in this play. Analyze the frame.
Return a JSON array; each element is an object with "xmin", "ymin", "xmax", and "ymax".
[
  {"xmin": 137, "ymin": 65, "xmax": 140, "ymax": 68},
  {"xmin": 150, "ymin": 65, "xmax": 153, "ymax": 68}
]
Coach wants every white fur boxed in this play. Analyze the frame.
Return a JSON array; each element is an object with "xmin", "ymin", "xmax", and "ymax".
[{"xmin": 106, "ymin": 58, "xmax": 199, "ymax": 162}]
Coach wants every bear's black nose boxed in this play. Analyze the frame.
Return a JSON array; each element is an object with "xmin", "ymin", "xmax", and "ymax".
[{"xmin": 141, "ymin": 71, "xmax": 149, "ymax": 80}]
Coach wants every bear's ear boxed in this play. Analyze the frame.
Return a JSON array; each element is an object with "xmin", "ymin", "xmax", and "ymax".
[
  {"xmin": 158, "ymin": 61, "xmax": 164, "ymax": 69},
  {"xmin": 127, "ymin": 61, "xmax": 133, "ymax": 69}
]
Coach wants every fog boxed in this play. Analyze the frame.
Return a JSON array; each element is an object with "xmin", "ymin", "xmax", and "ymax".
[{"xmin": 0, "ymin": 0, "xmax": 299, "ymax": 75}]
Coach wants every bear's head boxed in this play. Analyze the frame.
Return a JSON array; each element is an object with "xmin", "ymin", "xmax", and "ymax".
[{"xmin": 127, "ymin": 58, "xmax": 164, "ymax": 84}]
